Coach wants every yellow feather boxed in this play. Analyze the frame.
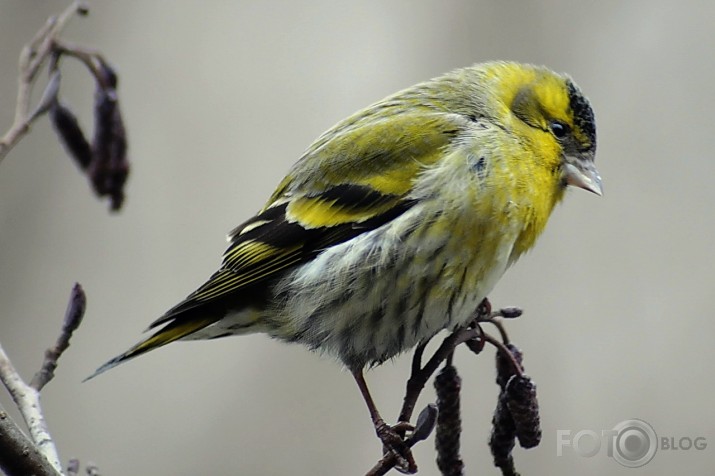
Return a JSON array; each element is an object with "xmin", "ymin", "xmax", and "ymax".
[
  {"xmin": 84, "ymin": 315, "xmax": 218, "ymax": 380},
  {"xmin": 286, "ymin": 195, "xmax": 398, "ymax": 228},
  {"xmin": 265, "ymin": 113, "xmax": 462, "ymax": 207}
]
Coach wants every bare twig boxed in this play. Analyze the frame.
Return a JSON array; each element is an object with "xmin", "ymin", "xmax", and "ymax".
[
  {"xmin": 398, "ymin": 299, "xmax": 496, "ymax": 427},
  {"xmin": 366, "ymin": 326, "xmax": 481, "ymax": 476},
  {"xmin": 31, "ymin": 283, "xmax": 87, "ymax": 391},
  {"xmin": 0, "ymin": 0, "xmax": 89, "ymax": 163},
  {"xmin": 0, "ymin": 284, "xmax": 87, "ymax": 475},
  {"xmin": 52, "ymin": 40, "xmax": 107, "ymax": 84},
  {"xmin": 0, "ymin": 404, "xmax": 62, "ymax": 476},
  {"xmin": 365, "ymin": 432, "xmax": 423, "ymax": 476},
  {"xmin": 2, "ymin": 0, "xmax": 130, "ymax": 210},
  {"xmin": 365, "ymin": 299, "xmax": 538, "ymax": 476},
  {"xmin": 0, "ymin": 344, "xmax": 63, "ymax": 472},
  {"xmin": 398, "ymin": 327, "xmax": 480, "ymax": 426},
  {"xmin": 482, "ymin": 333, "xmax": 523, "ymax": 378}
]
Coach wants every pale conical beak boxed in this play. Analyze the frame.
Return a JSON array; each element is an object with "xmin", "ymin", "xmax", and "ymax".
[{"xmin": 564, "ymin": 162, "xmax": 603, "ymax": 196}]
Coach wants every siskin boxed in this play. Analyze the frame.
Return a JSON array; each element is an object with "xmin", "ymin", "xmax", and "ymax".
[{"xmin": 88, "ymin": 61, "xmax": 600, "ymax": 454}]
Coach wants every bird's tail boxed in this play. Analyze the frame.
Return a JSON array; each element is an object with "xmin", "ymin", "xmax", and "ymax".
[{"xmin": 84, "ymin": 314, "xmax": 219, "ymax": 382}]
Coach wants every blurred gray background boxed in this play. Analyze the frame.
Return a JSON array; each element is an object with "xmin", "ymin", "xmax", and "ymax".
[{"xmin": 1, "ymin": 1, "xmax": 713, "ymax": 475}]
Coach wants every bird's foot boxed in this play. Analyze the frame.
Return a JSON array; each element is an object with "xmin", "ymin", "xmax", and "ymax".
[{"xmin": 375, "ymin": 419, "xmax": 417, "ymax": 474}]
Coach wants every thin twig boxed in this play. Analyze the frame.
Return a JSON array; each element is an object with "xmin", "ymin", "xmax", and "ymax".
[
  {"xmin": 366, "ymin": 299, "xmax": 529, "ymax": 475},
  {"xmin": 482, "ymin": 333, "xmax": 524, "ymax": 378},
  {"xmin": 398, "ymin": 327, "xmax": 479, "ymax": 424},
  {"xmin": 0, "ymin": 344, "xmax": 62, "ymax": 472},
  {"xmin": 484, "ymin": 318, "xmax": 510, "ymax": 345},
  {"xmin": 366, "ymin": 327, "xmax": 479, "ymax": 476},
  {"xmin": 0, "ymin": 284, "xmax": 87, "ymax": 475},
  {"xmin": 31, "ymin": 283, "xmax": 87, "ymax": 391},
  {"xmin": 365, "ymin": 433, "xmax": 423, "ymax": 476},
  {"xmin": 52, "ymin": 39, "xmax": 108, "ymax": 83},
  {"xmin": 0, "ymin": 0, "xmax": 88, "ymax": 163}
]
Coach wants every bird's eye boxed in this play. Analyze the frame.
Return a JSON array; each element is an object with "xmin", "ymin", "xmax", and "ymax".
[{"xmin": 550, "ymin": 121, "xmax": 569, "ymax": 139}]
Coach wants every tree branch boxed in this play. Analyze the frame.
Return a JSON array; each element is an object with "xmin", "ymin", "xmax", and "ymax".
[
  {"xmin": 0, "ymin": 0, "xmax": 88, "ymax": 163},
  {"xmin": 0, "ymin": 404, "xmax": 62, "ymax": 476},
  {"xmin": 0, "ymin": 2, "xmax": 125, "ymax": 473},
  {"xmin": 365, "ymin": 324, "xmax": 483, "ymax": 476},
  {"xmin": 364, "ymin": 300, "xmax": 539, "ymax": 476},
  {"xmin": 31, "ymin": 284, "xmax": 86, "ymax": 391},
  {"xmin": 0, "ymin": 284, "xmax": 87, "ymax": 476},
  {"xmin": 0, "ymin": 345, "xmax": 63, "ymax": 473}
]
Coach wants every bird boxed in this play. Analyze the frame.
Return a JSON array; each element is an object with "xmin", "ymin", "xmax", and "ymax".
[{"xmin": 87, "ymin": 61, "xmax": 600, "ymax": 459}]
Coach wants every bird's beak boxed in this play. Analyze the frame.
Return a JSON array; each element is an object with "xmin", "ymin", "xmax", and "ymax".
[{"xmin": 564, "ymin": 160, "xmax": 602, "ymax": 196}]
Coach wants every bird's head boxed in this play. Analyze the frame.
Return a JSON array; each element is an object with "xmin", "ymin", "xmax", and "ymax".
[{"xmin": 492, "ymin": 63, "xmax": 602, "ymax": 196}]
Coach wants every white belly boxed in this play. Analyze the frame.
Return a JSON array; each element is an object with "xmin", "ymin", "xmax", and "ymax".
[{"xmin": 263, "ymin": 204, "xmax": 518, "ymax": 369}]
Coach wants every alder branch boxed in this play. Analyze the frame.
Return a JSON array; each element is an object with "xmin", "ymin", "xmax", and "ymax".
[
  {"xmin": 31, "ymin": 284, "xmax": 86, "ymax": 391},
  {"xmin": 0, "ymin": 0, "xmax": 88, "ymax": 163},
  {"xmin": 0, "ymin": 404, "xmax": 62, "ymax": 476},
  {"xmin": 0, "ymin": 346, "xmax": 62, "ymax": 473},
  {"xmin": 365, "ymin": 300, "xmax": 539, "ymax": 476},
  {"xmin": 0, "ymin": 2, "xmax": 126, "ymax": 474},
  {"xmin": 0, "ymin": 284, "xmax": 86, "ymax": 476},
  {"xmin": 0, "ymin": 0, "xmax": 129, "ymax": 211}
]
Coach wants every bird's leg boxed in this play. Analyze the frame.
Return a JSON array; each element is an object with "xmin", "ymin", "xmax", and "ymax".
[{"xmin": 352, "ymin": 369, "xmax": 417, "ymax": 473}]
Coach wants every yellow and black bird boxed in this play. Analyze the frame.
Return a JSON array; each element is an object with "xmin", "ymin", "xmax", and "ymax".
[{"xmin": 88, "ymin": 61, "xmax": 600, "ymax": 451}]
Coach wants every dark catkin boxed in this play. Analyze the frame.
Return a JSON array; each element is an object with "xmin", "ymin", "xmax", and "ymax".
[
  {"xmin": 495, "ymin": 343, "xmax": 523, "ymax": 390},
  {"xmin": 91, "ymin": 61, "xmax": 129, "ymax": 210},
  {"xmin": 98, "ymin": 61, "xmax": 128, "ymax": 201},
  {"xmin": 434, "ymin": 363, "xmax": 464, "ymax": 476},
  {"xmin": 489, "ymin": 342, "xmax": 533, "ymax": 475},
  {"xmin": 49, "ymin": 58, "xmax": 129, "ymax": 211},
  {"xmin": 90, "ymin": 85, "xmax": 114, "ymax": 195},
  {"xmin": 489, "ymin": 391, "xmax": 519, "ymax": 476},
  {"xmin": 505, "ymin": 375, "xmax": 541, "ymax": 448},
  {"xmin": 50, "ymin": 100, "xmax": 92, "ymax": 170}
]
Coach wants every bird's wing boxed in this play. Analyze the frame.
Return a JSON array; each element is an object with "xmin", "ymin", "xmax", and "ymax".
[{"xmin": 148, "ymin": 110, "xmax": 469, "ymax": 327}]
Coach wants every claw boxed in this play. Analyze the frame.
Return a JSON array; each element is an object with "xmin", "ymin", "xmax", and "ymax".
[
  {"xmin": 375, "ymin": 419, "xmax": 417, "ymax": 474},
  {"xmin": 392, "ymin": 420, "xmax": 415, "ymax": 435},
  {"xmin": 352, "ymin": 370, "xmax": 418, "ymax": 473}
]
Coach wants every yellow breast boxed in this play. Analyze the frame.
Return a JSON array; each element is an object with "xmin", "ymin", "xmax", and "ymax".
[{"xmin": 411, "ymin": 122, "xmax": 565, "ymax": 307}]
